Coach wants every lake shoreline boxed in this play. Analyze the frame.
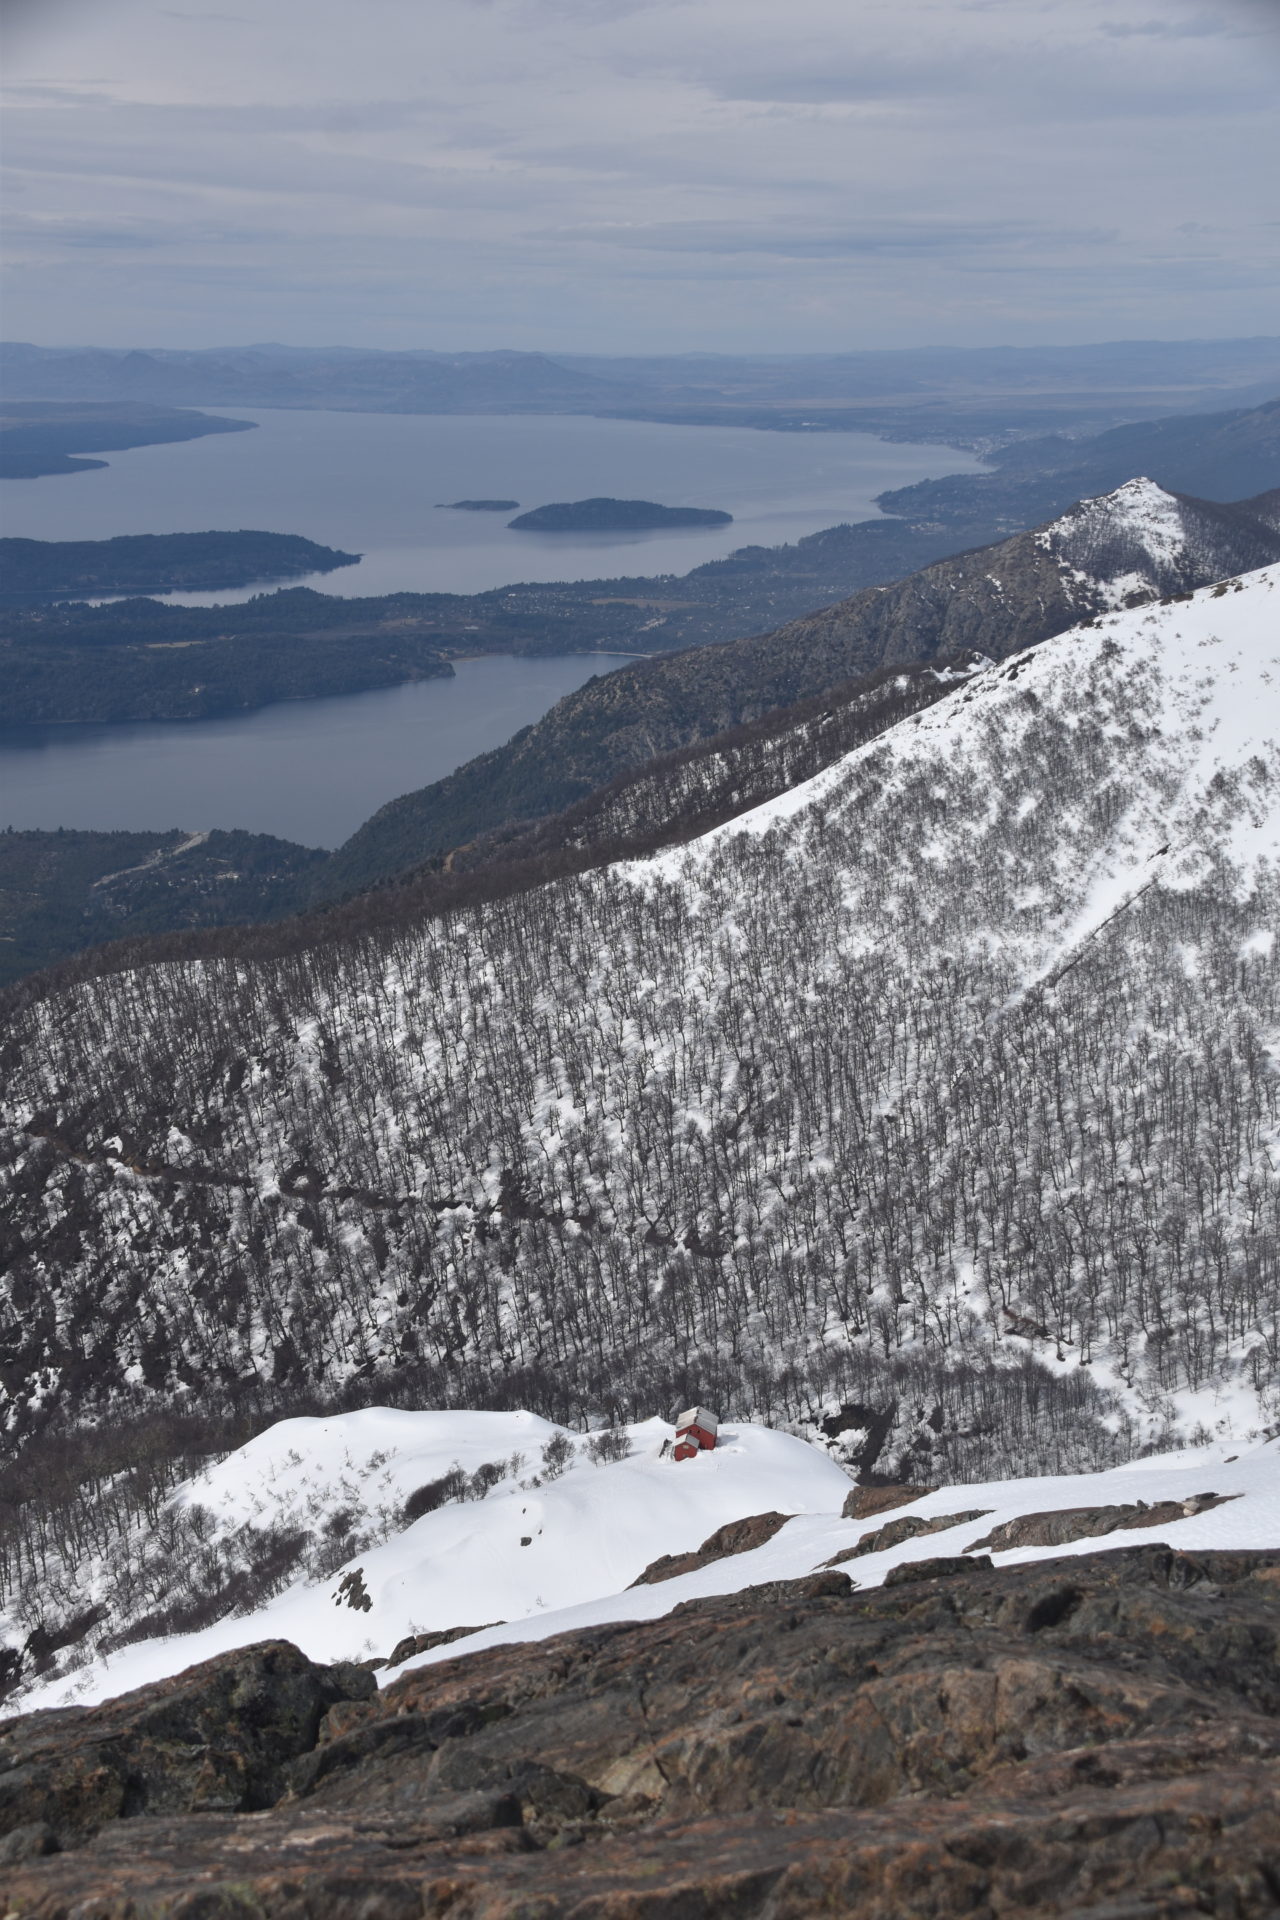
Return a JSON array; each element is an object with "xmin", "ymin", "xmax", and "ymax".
[
  {"xmin": 0, "ymin": 407, "xmax": 982, "ymax": 601},
  {"xmin": 0, "ymin": 654, "xmax": 638, "ymax": 848}
]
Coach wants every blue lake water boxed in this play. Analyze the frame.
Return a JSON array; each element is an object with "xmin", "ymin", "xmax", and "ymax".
[
  {"xmin": 0, "ymin": 410, "xmax": 982, "ymax": 840},
  {"xmin": 0, "ymin": 655, "xmax": 630, "ymax": 848},
  {"xmin": 0, "ymin": 408, "xmax": 982, "ymax": 600}
]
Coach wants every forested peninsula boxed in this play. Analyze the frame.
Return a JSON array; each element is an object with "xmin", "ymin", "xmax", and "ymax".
[
  {"xmin": 0, "ymin": 531, "xmax": 361, "ymax": 602},
  {"xmin": 0, "ymin": 616, "xmax": 452, "ymax": 725},
  {"xmin": 0, "ymin": 401, "xmax": 256, "ymax": 478}
]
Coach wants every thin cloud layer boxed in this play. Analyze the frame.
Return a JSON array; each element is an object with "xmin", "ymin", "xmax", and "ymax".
[{"xmin": 2, "ymin": 0, "xmax": 1277, "ymax": 349}]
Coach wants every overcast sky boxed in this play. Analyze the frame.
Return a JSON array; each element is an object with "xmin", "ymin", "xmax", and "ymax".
[{"xmin": 3, "ymin": 0, "xmax": 1278, "ymax": 354}]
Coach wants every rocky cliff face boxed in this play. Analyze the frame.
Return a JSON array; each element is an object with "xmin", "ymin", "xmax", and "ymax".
[{"xmin": 3, "ymin": 1545, "xmax": 1278, "ymax": 1915}]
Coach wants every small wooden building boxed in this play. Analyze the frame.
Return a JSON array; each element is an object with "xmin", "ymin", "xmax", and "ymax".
[{"xmin": 674, "ymin": 1406, "xmax": 719, "ymax": 1461}]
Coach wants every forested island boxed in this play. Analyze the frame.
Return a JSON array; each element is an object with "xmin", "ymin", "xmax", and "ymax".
[
  {"xmin": 509, "ymin": 496, "xmax": 732, "ymax": 530},
  {"xmin": 436, "ymin": 499, "xmax": 520, "ymax": 511},
  {"xmin": 0, "ymin": 531, "xmax": 361, "ymax": 602}
]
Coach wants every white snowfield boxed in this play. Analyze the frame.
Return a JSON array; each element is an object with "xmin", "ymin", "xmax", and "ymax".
[{"xmin": 13, "ymin": 1409, "xmax": 1279, "ymax": 1716}]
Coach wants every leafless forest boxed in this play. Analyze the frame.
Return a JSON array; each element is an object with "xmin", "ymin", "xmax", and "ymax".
[{"xmin": 2, "ymin": 578, "xmax": 1277, "ymax": 1676}]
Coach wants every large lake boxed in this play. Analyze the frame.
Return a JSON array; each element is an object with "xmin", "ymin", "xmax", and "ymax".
[
  {"xmin": 0, "ymin": 409, "xmax": 981, "ymax": 600},
  {"xmin": 0, "ymin": 656, "xmax": 629, "ymax": 848},
  {"xmin": 0, "ymin": 410, "xmax": 981, "ymax": 841}
]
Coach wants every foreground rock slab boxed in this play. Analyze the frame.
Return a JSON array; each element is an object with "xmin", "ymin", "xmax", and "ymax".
[{"xmin": 3, "ymin": 1545, "xmax": 1279, "ymax": 1917}]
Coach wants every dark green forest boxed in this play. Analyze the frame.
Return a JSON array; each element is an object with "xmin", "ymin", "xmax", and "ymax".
[{"xmin": 1, "ymin": 531, "xmax": 359, "ymax": 599}]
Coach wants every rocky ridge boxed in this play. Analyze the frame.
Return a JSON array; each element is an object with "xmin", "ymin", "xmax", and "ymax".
[{"xmin": 2, "ymin": 1544, "xmax": 1278, "ymax": 1916}]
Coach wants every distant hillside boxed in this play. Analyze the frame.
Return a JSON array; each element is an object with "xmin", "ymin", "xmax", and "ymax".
[
  {"xmin": 0, "ymin": 531, "xmax": 360, "ymax": 600},
  {"xmin": 878, "ymin": 398, "xmax": 1280, "ymax": 529},
  {"xmin": 0, "ymin": 829, "xmax": 327, "ymax": 988}
]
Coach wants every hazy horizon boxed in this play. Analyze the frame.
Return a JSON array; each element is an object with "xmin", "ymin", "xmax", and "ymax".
[
  {"xmin": 8, "ymin": 332, "xmax": 1280, "ymax": 360},
  {"xmin": 3, "ymin": 0, "xmax": 1278, "ymax": 356}
]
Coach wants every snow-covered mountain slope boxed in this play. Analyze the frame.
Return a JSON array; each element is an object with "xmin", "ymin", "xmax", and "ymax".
[
  {"xmin": 317, "ymin": 480, "xmax": 1280, "ymax": 899},
  {"xmin": 2, "ymin": 570, "xmax": 1278, "ymax": 1543},
  {"xmin": 651, "ymin": 559, "xmax": 1280, "ymax": 989},
  {"xmin": 11, "ymin": 1406, "xmax": 1277, "ymax": 1716},
  {"xmin": 468, "ymin": 480, "xmax": 1280, "ymax": 877},
  {"xmin": 8, "ymin": 1412, "xmax": 850, "ymax": 1709},
  {"xmin": 394, "ymin": 1429, "xmax": 1280, "ymax": 1683}
]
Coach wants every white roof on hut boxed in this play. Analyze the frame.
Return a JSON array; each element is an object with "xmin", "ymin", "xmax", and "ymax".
[{"xmin": 675, "ymin": 1406, "xmax": 719, "ymax": 1434}]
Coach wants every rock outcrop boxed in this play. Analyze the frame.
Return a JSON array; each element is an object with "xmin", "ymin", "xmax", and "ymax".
[
  {"xmin": 966, "ymin": 1493, "xmax": 1236, "ymax": 1554},
  {"xmin": 629, "ymin": 1510, "xmax": 792, "ymax": 1585},
  {"xmin": 384, "ymin": 1623, "xmax": 504, "ymax": 1669},
  {"xmin": 840, "ymin": 1483, "xmax": 937, "ymax": 1520},
  {"xmin": 825, "ymin": 1507, "xmax": 990, "ymax": 1564},
  {"xmin": 3, "ymin": 1544, "xmax": 1279, "ymax": 1915},
  {"xmin": 0, "ymin": 1641, "xmax": 374, "ymax": 1850}
]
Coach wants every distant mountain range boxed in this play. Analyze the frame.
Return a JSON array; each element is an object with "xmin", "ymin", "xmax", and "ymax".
[
  {"xmin": 6, "ymin": 336, "xmax": 1280, "ymax": 444},
  {"xmin": 879, "ymin": 396, "xmax": 1280, "ymax": 529},
  {"xmin": 0, "ymin": 345, "xmax": 632, "ymax": 417}
]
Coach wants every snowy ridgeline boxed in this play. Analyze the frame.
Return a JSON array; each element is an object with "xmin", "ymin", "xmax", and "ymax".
[
  {"xmin": 2, "ymin": 567, "xmax": 1280, "ymax": 1488},
  {"xmin": 8, "ymin": 1406, "xmax": 1279, "ymax": 1717}
]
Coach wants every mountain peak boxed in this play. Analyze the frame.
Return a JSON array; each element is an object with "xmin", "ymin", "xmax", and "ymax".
[{"xmin": 1036, "ymin": 475, "xmax": 1272, "ymax": 610}]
